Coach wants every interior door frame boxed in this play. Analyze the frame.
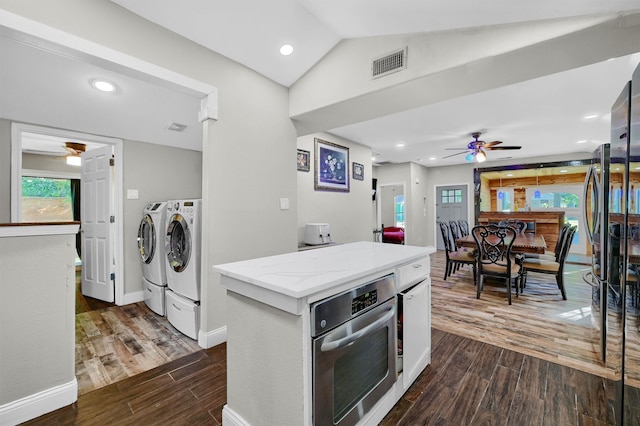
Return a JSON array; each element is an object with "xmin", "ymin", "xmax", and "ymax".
[
  {"xmin": 11, "ymin": 122, "xmax": 125, "ymax": 305},
  {"xmin": 376, "ymin": 181, "xmax": 407, "ymax": 241},
  {"xmin": 433, "ymin": 183, "xmax": 472, "ymax": 248}
]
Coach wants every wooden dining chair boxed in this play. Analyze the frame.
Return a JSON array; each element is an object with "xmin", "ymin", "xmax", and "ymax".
[
  {"xmin": 520, "ymin": 225, "xmax": 577, "ymax": 300},
  {"xmin": 458, "ymin": 219, "xmax": 470, "ymax": 237},
  {"xmin": 471, "ymin": 224, "xmax": 522, "ymax": 305},
  {"xmin": 524, "ymin": 222, "xmax": 571, "ymax": 261},
  {"xmin": 449, "ymin": 220, "xmax": 464, "ymax": 248},
  {"xmin": 438, "ymin": 221, "xmax": 476, "ymax": 284}
]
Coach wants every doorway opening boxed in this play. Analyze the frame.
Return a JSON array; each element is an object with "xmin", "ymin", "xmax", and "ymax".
[{"xmin": 376, "ymin": 182, "xmax": 407, "ymax": 244}]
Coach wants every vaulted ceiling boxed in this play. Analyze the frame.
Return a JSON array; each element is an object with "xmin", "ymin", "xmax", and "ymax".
[{"xmin": 3, "ymin": 1, "xmax": 640, "ymax": 166}]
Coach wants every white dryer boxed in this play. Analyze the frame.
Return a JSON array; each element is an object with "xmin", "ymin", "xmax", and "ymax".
[
  {"xmin": 138, "ymin": 201, "xmax": 168, "ymax": 316},
  {"xmin": 165, "ymin": 199, "xmax": 202, "ymax": 339}
]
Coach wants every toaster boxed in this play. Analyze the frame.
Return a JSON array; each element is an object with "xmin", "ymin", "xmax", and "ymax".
[{"xmin": 304, "ymin": 223, "xmax": 332, "ymax": 245}]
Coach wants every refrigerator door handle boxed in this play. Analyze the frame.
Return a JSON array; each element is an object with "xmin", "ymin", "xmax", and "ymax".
[{"xmin": 582, "ymin": 165, "xmax": 597, "ymax": 247}]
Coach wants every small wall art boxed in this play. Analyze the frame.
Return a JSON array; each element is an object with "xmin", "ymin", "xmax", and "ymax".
[
  {"xmin": 297, "ymin": 149, "xmax": 310, "ymax": 172},
  {"xmin": 352, "ymin": 162, "xmax": 364, "ymax": 181},
  {"xmin": 314, "ymin": 138, "xmax": 349, "ymax": 192}
]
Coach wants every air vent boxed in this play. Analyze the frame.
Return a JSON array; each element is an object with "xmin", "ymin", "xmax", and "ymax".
[
  {"xmin": 166, "ymin": 122, "xmax": 187, "ymax": 132},
  {"xmin": 371, "ymin": 47, "xmax": 407, "ymax": 79}
]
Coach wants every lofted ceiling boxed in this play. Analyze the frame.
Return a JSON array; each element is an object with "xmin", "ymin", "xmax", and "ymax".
[{"xmin": 3, "ymin": 1, "xmax": 640, "ymax": 166}]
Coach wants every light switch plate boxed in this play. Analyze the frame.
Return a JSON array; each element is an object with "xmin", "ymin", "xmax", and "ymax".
[
  {"xmin": 279, "ymin": 198, "xmax": 289, "ymax": 210},
  {"xmin": 127, "ymin": 189, "xmax": 139, "ymax": 200}
]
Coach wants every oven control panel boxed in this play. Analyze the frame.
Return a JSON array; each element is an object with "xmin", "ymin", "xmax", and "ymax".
[
  {"xmin": 310, "ymin": 274, "xmax": 395, "ymax": 337},
  {"xmin": 351, "ymin": 290, "xmax": 378, "ymax": 315}
]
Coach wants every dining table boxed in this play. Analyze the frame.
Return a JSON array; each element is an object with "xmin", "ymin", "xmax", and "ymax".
[{"xmin": 456, "ymin": 233, "xmax": 547, "ymax": 254}]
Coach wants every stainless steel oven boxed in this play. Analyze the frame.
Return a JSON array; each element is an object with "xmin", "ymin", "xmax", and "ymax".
[{"xmin": 311, "ymin": 274, "xmax": 396, "ymax": 426}]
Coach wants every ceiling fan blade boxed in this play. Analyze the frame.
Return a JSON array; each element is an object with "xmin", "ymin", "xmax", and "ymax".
[
  {"xmin": 487, "ymin": 146, "xmax": 521, "ymax": 150},
  {"xmin": 442, "ymin": 151, "xmax": 469, "ymax": 159},
  {"xmin": 481, "ymin": 140, "xmax": 503, "ymax": 148},
  {"xmin": 444, "ymin": 148, "xmax": 470, "ymax": 151}
]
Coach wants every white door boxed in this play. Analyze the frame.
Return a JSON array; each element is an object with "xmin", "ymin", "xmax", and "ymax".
[
  {"xmin": 81, "ymin": 145, "xmax": 114, "ymax": 302},
  {"xmin": 435, "ymin": 185, "xmax": 468, "ymax": 250}
]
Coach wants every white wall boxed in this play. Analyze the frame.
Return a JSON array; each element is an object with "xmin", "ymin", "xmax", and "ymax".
[{"xmin": 297, "ymin": 132, "xmax": 372, "ymax": 244}]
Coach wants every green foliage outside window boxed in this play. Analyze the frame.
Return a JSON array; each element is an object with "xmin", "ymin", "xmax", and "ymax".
[{"xmin": 22, "ymin": 177, "xmax": 71, "ymax": 197}]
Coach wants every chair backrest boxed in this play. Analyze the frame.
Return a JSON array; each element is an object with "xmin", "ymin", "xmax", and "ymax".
[
  {"xmin": 512, "ymin": 221, "xmax": 527, "ymax": 234},
  {"xmin": 458, "ymin": 219, "xmax": 470, "ymax": 236},
  {"xmin": 449, "ymin": 220, "xmax": 462, "ymax": 241},
  {"xmin": 524, "ymin": 221, "xmax": 536, "ymax": 234},
  {"xmin": 554, "ymin": 223, "xmax": 572, "ymax": 259},
  {"xmin": 438, "ymin": 221, "xmax": 455, "ymax": 254},
  {"xmin": 557, "ymin": 225, "xmax": 577, "ymax": 265},
  {"xmin": 471, "ymin": 225, "xmax": 517, "ymax": 270}
]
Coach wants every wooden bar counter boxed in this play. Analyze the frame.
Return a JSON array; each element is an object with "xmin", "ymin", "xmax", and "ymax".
[{"xmin": 478, "ymin": 211, "xmax": 565, "ymax": 254}]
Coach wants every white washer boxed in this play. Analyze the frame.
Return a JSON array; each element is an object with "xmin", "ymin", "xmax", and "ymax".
[
  {"xmin": 138, "ymin": 201, "xmax": 168, "ymax": 316},
  {"xmin": 165, "ymin": 199, "xmax": 201, "ymax": 339}
]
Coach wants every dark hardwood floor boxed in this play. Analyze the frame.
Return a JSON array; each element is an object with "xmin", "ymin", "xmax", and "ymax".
[{"xmin": 23, "ymin": 250, "xmax": 640, "ymax": 425}]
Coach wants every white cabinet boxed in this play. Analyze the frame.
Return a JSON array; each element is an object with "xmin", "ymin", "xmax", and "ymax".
[
  {"xmin": 399, "ymin": 278, "xmax": 431, "ymax": 388},
  {"xmin": 396, "ymin": 256, "xmax": 431, "ymax": 389}
]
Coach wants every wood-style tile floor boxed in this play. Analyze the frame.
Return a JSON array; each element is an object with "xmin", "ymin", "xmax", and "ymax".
[
  {"xmin": 23, "ymin": 250, "xmax": 640, "ymax": 424},
  {"xmin": 75, "ymin": 302, "xmax": 203, "ymax": 395},
  {"xmin": 74, "ymin": 268, "xmax": 202, "ymax": 395}
]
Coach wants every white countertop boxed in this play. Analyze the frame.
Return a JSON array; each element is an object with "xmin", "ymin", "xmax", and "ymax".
[
  {"xmin": 214, "ymin": 241, "xmax": 435, "ymax": 311},
  {"xmin": 0, "ymin": 223, "xmax": 80, "ymax": 237}
]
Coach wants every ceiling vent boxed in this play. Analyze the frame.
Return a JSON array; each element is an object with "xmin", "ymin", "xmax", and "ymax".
[
  {"xmin": 166, "ymin": 122, "xmax": 187, "ymax": 132},
  {"xmin": 371, "ymin": 47, "xmax": 407, "ymax": 79}
]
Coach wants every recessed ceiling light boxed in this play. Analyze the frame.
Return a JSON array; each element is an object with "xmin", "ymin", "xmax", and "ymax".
[
  {"xmin": 280, "ymin": 44, "xmax": 293, "ymax": 56},
  {"xmin": 396, "ymin": 143, "xmax": 405, "ymax": 148},
  {"xmin": 583, "ymin": 114, "xmax": 598, "ymax": 120},
  {"xmin": 91, "ymin": 78, "xmax": 116, "ymax": 93},
  {"xmin": 576, "ymin": 140, "xmax": 588, "ymax": 144},
  {"xmin": 429, "ymin": 157, "xmax": 436, "ymax": 161}
]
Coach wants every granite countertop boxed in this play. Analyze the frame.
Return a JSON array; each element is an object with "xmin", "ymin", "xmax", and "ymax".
[{"xmin": 214, "ymin": 241, "xmax": 435, "ymax": 303}]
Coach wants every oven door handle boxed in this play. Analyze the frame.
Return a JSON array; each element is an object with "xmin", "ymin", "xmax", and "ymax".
[{"xmin": 320, "ymin": 306, "xmax": 395, "ymax": 352}]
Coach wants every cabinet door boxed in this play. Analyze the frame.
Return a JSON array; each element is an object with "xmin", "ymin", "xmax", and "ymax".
[{"xmin": 402, "ymin": 278, "xmax": 431, "ymax": 389}]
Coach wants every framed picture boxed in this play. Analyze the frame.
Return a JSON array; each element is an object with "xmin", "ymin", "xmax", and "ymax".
[
  {"xmin": 297, "ymin": 149, "xmax": 310, "ymax": 172},
  {"xmin": 314, "ymin": 138, "xmax": 349, "ymax": 192},
  {"xmin": 352, "ymin": 162, "xmax": 364, "ymax": 181}
]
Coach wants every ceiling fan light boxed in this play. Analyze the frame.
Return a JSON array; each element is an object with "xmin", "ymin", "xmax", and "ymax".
[
  {"xmin": 475, "ymin": 150, "xmax": 486, "ymax": 163},
  {"xmin": 465, "ymin": 153, "xmax": 474, "ymax": 162},
  {"xmin": 66, "ymin": 155, "xmax": 81, "ymax": 166}
]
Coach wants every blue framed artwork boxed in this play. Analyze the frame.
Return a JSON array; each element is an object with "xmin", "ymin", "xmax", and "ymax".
[{"xmin": 314, "ymin": 138, "xmax": 349, "ymax": 192}]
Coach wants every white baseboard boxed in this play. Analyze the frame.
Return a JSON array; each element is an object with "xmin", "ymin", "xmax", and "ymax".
[
  {"xmin": 198, "ymin": 325, "xmax": 227, "ymax": 349},
  {"xmin": 122, "ymin": 290, "xmax": 144, "ymax": 305},
  {"xmin": 0, "ymin": 379, "xmax": 77, "ymax": 425},
  {"xmin": 222, "ymin": 405, "xmax": 250, "ymax": 426}
]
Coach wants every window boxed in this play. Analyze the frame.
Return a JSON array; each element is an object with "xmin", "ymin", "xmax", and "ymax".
[
  {"xmin": 394, "ymin": 195, "xmax": 405, "ymax": 228},
  {"xmin": 496, "ymin": 188, "xmax": 513, "ymax": 212},
  {"xmin": 441, "ymin": 189, "xmax": 462, "ymax": 204},
  {"xmin": 528, "ymin": 187, "xmax": 580, "ymax": 209},
  {"xmin": 21, "ymin": 176, "xmax": 74, "ymax": 222}
]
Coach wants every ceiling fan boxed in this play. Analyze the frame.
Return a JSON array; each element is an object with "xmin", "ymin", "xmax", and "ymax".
[
  {"xmin": 60, "ymin": 142, "xmax": 86, "ymax": 166},
  {"xmin": 444, "ymin": 132, "xmax": 521, "ymax": 163}
]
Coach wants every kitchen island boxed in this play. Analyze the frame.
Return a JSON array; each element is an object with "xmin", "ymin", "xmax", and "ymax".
[{"xmin": 214, "ymin": 241, "xmax": 435, "ymax": 426}]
